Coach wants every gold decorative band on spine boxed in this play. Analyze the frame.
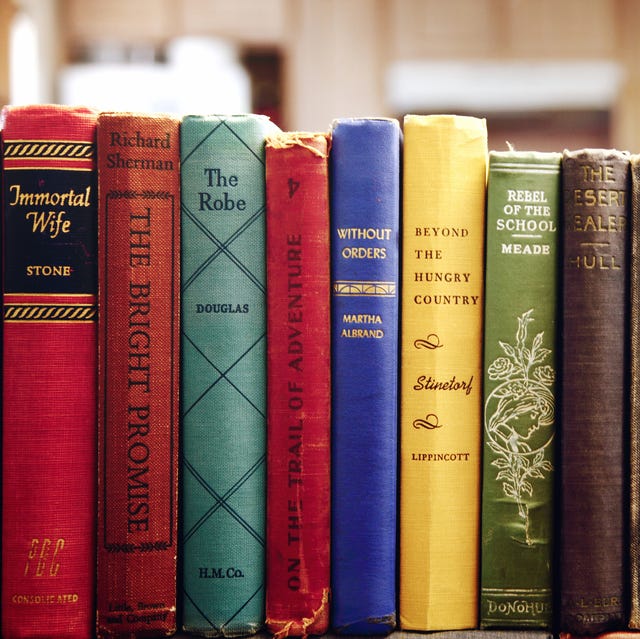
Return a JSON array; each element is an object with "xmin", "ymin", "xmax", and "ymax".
[
  {"xmin": 4, "ymin": 303, "xmax": 97, "ymax": 322},
  {"xmin": 333, "ymin": 280, "xmax": 396, "ymax": 297},
  {"xmin": 3, "ymin": 140, "xmax": 94, "ymax": 161}
]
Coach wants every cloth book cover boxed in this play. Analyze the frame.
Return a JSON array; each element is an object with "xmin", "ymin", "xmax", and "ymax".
[
  {"xmin": 631, "ymin": 154, "xmax": 640, "ymax": 629},
  {"xmin": 96, "ymin": 112, "xmax": 180, "ymax": 637},
  {"xmin": 560, "ymin": 148, "xmax": 629, "ymax": 635},
  {"xmin": 329, "ymin": 117, "xmax": 400, "ymax": 635},
  {"xmin": 180, "ymin": 114, "xmax": 280, "ymax": 637},
  {"xmin": 399, "ymin": 113, "xmax": 487, "ymax": 631},
  {"xmin": 1, "ymin": 104, "xmax": 98, "ymax": 639},
  {"xmin": 480, "ymin": 150, "xmax": 560, "ymax": 629},
  {"xmin": 264, "ymin": 131, "xmax": 331, "ymax": 637}
]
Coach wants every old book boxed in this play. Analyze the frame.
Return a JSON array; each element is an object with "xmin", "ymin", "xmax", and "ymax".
[
  {"xmin": 330, "ymin": 117, "xmax": 400, "ymax": 634},
  {"xmin": 395, "ymin": 632, "xmax": 553, "ymax": 639},
  {"xmin": 399, "ymin": 114, "xmax": 487, "ymax": 631},
  {"xmin": 480, "ymin": 151, "xmax": 561, "ymax": 629},
  {"xmin": 632, "ymin": 154, "xmax": 640, "ymax": 628},
  {"xmin": 559, "ymin": 634, "xmax": 639, "ymax": 639},
  {"xmin": 180, "ymin": 114, "xmax": 280, "ymax": 637},
  {"xmin": 96, "ymin": 112, "xmax": 180, "ymax": 637},
  {"xmin": 560, "ymin": 149, "xmax": 629, "ymax": 635},
  {"xmin": 1, "ymin": 104, "xmax": 98, "ymax": 639},
  {"xmin": 264, "ymin": 131, "xmax": 331, "ymax": 637}
]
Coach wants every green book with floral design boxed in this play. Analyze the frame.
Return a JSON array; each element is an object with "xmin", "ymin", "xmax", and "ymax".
[{"xmin": 480, "ymin": 150, "xmax": 561, "ymax": 629}]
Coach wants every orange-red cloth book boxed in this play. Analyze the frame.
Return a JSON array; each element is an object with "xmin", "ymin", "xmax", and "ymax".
[
  {"xmin": 1, "ymin": 104, "xmax": 98, "ymax": 639},
  {"xmin": 96, "ymin": 113, "xmax": 180, "ymax": 637},
  {"xmin": 264, "ymin": 132, "xmax": 331, "ymax": 637}
]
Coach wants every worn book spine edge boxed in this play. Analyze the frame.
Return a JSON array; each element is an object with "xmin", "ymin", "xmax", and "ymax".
[
  {"xmin": 480, "ymin": 152, "xmax": 560, "ymax": 630},
  {"xmin": 630, "ymin": 154, "xmax": 640, "ymax": 629},
  {"xmin": 179, "ymin": 114, "xmax": 279, "ymax": 637},
  {"xmin": 399, "ymin": 114, "xmax": 487, "ymax": 631},
  {"xmin": 96, "ymin": 113, "xmax": 180, "ymax": 638},
  {"xmin": 329, "ymin": 118, "xmax": 400, "ymax": 635},
  {"xmin": 559, "ymin": 148, "xmax": 628, "ymax": 636},
  {"xmin": 265, "ymin": 131, "xmax": 331, "ymax": 638},
  {"xmin": 1, "ymin": 104, "xmax": 98, "ymax": 639}
]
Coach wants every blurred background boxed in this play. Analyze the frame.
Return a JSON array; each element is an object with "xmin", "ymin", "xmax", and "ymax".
[{"xmin": 2, "ymin": 0, "xmax": 640, "ymax": 152}]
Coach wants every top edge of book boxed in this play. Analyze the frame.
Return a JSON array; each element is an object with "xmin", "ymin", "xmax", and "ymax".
[
  {"xmin": 181, "ymin": 113, "xmax": 274, "ymax": 121},
  {"xmin": 2, "ymin": 103, "xmax": 98, "ymax": 116},
  {"xmin": 331, "ymin": 116, "xmax": 400, "ymax": 126},
  {"xmin": 265, "ymin": 131, "xmax": 329, "ymax": 157},
  {"xmin": 403, "ymin": 113, "xmax": 487, "ymax": 128},
  {"xmin": 98, "ymin": 111, "xmax": 181, "ymax": 121},
  {"xmin": 563, "ymin": 147, "xmax": 630, "ymax": 158},
  {"xmin": 490, "ymin": 149, "xmax": 562, "ymax": 161}
]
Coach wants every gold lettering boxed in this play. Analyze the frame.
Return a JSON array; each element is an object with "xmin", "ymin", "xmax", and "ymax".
[
  {"xmin": 24, "ymin": 538, "xmax": 64, "ymax": 577},
  {"xmin": 572, "ymin": 214, "xmax": 626, "ymax": 232},
  {"xmin": 26, "ymin": 265, "xmax": 72, "ymax": 277},
  {"xmin": 9, "ymin": 184, "xmax": 91, "ymax": 207},
  {"xmin": 26, "ymin": 211, "xmax": 71, "ymax": 239},
  {"xmin": 573, "ymin": 189, "xmax": 626, "ymax": 207}
]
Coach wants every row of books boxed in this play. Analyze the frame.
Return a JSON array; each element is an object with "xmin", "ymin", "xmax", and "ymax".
[{"xmin": 0, "ymin": 104, "xmax": 635, "ymax": 639}]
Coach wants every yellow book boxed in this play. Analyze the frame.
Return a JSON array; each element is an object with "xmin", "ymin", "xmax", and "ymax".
[{"xmin": 399, "ymin": 114, "xmax": 487, "ymax": 631}]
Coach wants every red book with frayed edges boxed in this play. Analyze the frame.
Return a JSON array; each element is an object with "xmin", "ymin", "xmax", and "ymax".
[
  {"xmin": 96, "ymin": 112, "xmax": 180, "ymax": 638},
  {"xmin": 265, "ymin": 132, "xmax": 331, "ymax": 638}
]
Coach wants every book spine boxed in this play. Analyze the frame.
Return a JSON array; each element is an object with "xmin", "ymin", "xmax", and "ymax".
[
  {"xmin": 631, "ymin": 154, "xmax": 640, "ymax": 629},
  {"xmin": 560, "ymin": 149, "xmax": 629, "ymax": 635},
  {"xmin": 399, "ymin": 114, "xmax": 487, "ymax": 631},
  {"xmin": 180, "ymin": 114, "xmax": 280, "ymax": 637},
  {"xmin": 264, "ymin": 132, "xmax": 331, "ymax": 638},
  {"xmin": 329, "ymin": 118, "xmax": 400, "ymax": 635},
  {"xmin": 1, "ymin": 104, "xmax": 98, "ymax": 639},
  {"xmin": 96, "ymin": 113, "xmax": 180, "ymax": 638},
  {"xmin": 480, "ymin": 151, "xmax": 561, "ymax": 629}
]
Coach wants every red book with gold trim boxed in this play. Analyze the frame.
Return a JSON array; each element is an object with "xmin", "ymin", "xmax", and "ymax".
[
  {"xmin": 264, "ymin": 132, "xmax": 331, "ymax": 637},
  {"xmin": 1, "ymin": 104, "xmax": 98, "ymax": 639},
  {"xmin": 96, "ymin": 112, "xmax": 180, "ymax": 637}
]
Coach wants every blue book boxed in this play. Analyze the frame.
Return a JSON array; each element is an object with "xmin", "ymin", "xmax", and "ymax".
[{"xmin": 329, "ymin": 118, "xmax": 401, "ymax": 634}]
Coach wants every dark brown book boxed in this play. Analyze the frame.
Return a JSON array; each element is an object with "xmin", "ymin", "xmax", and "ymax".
[
  {"xmin": 630, "ymin": 154, "xmax": 640, "ymax": 628},
  {"xmin": 560, "ymin": 149, "xmax": 629, "ymax": 635},
  {"xmin": 96, "ymin": 112, "xmax": 180, "ymax": 638}
]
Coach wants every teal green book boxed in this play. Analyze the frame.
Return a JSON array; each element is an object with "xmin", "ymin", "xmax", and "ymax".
[
  {"xmin": 180, "ymin": 114, "xmax": 280, "ymax": 637},
  {"xmin": 480, "ymin": 151, "xmax": 560, "ymax": 628}
]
